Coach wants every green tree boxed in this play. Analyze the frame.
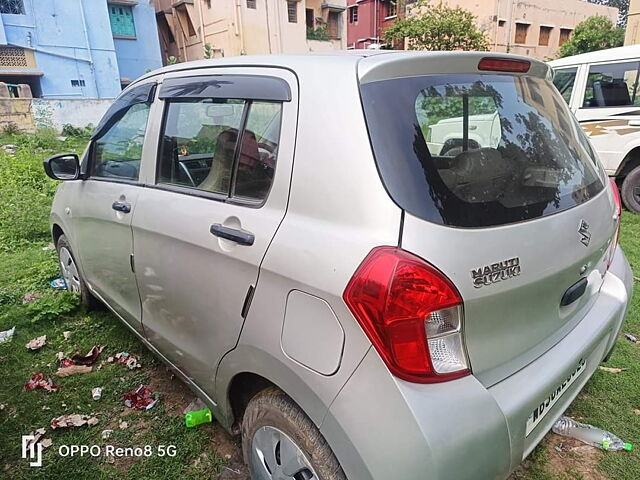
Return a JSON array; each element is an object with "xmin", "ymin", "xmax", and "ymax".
[
  {"xmin": 558, "ymin": 15, "xmax": 624, "ymax": 58},
  {"xmin": 587, "ymin": 0, "xmax": 629, "ymax": 27},
  {"xmin": 383, "ymin": 1, "xmax": 489, "ymax": 51}
]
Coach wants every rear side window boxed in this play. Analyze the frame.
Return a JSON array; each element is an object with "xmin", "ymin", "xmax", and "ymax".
[
  {"xmin": 552, "ymin": 67, "xmax": 577, "ymax": 105},
  {"xmin": 361, "ymin": 74, "xmax": 604, "ymax": 227},
  {"xmin": 158, "ymin": 99, "xmax": 282, "ymax": 202},
  {"xmin": 583, "ymin": 61, "xmax": 640, "ymax": 107}
]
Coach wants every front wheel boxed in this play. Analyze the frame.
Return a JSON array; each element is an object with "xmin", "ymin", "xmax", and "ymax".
[
  {"xmin": 241, "ymin": 388, "xmax": 345, "ymax": 480},
  {"xmin": 621, "ymin": 166, "xmax": 640, "ymax": 214},
  {"xmin": 56, "ymin": 234, "xmax": 102, "ymax": 309}
]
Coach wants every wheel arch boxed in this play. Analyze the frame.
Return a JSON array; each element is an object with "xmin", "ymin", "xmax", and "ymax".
[
  {"xmin": 615, "ymin": 146, "xmax": 640, "ymax": 180},
  {"xmin": 52, "ymin": 223, "xmax": 64, "ymax": 245}
]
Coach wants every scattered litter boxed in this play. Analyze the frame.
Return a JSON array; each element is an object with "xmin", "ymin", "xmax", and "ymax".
[
  {"xmin": 42, "ymin": 243, "xmax": 55, "ymax": 251},
  {"xmin": 24, "ymin": 428, "xmax": 50, "ymax": 450},
  {"xmin": 123, "ymin": 384, "xmax": 158, "ymax": 410},
  {"xmin": 183, "ymin": 397, "xmax": 207, "ymax": 415},
  {"xmin": 63, "ymin": 331, "xmax": 71, "ymax": 340},
  {"xmin": 42, "ymin": 406, "xmax": 50, "ymax": 411},
  {"xmin": 26, "ymin": 335, "xmax": 47, "ymax": 351},
  {"xmin": 634, "ymin": 409, "xmax": 640, "ymax": 416},
  {"xmin": 119, "ymin": 421, "xmax": 128, "ymax": 430},
  {"xmin": 101, "ymin": 429, "xmax": 113, "ymax": 439},
  {"xmin": 56, "ymin": 351, "xmax": 65, "ymax": 361},
  {"xmin": 0, "ymin": 404, "xmax": 5, "ymax": 410},
  {"xmin": 91, "ymin": 387, "xmax": 102, "ymax": 400},
  {"xmin": 185, "ymin": 407, "xmax": 212, "ymax": 428},
  {"xmin": 0, "ymin": 327, "xmax": 15, "ymax": 344},
  {"xmin": 51, "ymin": 414, "xmax": 98, "ymax": 429},
  {"xmin": 22, "ymin": 292, "xmax": 39, "ymax": 304},
  {"xmin": 59, "ymin": 345, "xmax": 104, "ymax": 367},
  {"xmin": 56, "ymin": 365, "xmax": 92, "ymax": 377},
  {"xmin": 50, "ymin": 278, "xmax": 66, "ymax": 290},
  {"xmin": 553, "ymin": 415, "xmax": 632, "ymax": 451},
  {"xmin": 1, "ymin": 144, "xmax": 17, "ymax": 154},
  {"xmin": 57, "ymin": 136, "xmax": 67, "ymax": 142},
  {"xmin": 114, "ymin": 352, "xmax": 142, "ymax": 369},
  {"xmin": 41, "ymin": 439, "xmax": 53, "ymax": 449},
  {"xmin": 24, "ymin": 373, "xmax": 59, "ymax": 392},
  {"xmin": 624, "ymin": 334, "xmax": 638, "ymax": 343},
  {"xmin": 598, "ymin": 366, "xmax": 627, "ymax": 374}
]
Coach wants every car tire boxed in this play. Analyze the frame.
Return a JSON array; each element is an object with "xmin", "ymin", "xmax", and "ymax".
[
  {"xmin": 56, "ymin": 234, "xmax": 102, "ymax": 309},
  {"xmin": 241, "ymin": 387, "xmax": 346, "ymax": 480},
  {"xmin": 620, "ymin": 166, "xmax": 640, "ymax": 214}
]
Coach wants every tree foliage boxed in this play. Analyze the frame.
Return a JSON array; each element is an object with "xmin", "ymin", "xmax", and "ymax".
[
  {"xmin": 383, "ymin": 1, "xmax": 489, "ymax": 51},
  {"xmin": 558, "ymin": 15, "xmax": 624, "ymax": 58},
  {"xmin": 587, "ymin": 0, "xmax": 629, "ymax": 27}
]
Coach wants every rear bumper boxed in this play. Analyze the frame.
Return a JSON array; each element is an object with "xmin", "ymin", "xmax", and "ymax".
[{"xmin": 321, "ymin": 246, "xmax": 633, "ymax": 480}]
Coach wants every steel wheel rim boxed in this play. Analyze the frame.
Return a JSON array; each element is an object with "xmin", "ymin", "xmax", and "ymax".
[
  {"xmin": 59, "ymin": 247, "xmax": 81, "ymax": 294},
  {"xmin": 251, "ymin": 426, "xmax": 318, "ymax": 480}
]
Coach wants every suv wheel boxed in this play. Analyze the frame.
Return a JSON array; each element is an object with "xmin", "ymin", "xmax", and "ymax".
[
  {"xmin": 241, "ymin": 388, "xmax": 345, "ymax": 480},
  {"xmin": 621, "ymin": 165, "xmax": 640, "ymax": 214},
  {"xmin": 56, "ymin": 234, "xmax": 101, "ymax": 309}
]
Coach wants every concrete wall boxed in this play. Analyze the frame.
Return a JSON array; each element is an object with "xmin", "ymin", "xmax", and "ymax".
[
  {"xmin": 625, "ymin": 0, "xmax": 640, "ymax": 45},
  {"xmin": 0, "ymin": 98, "xmax": 34, "ymax": 132},
  {"xmin": 113, "ymin": 0, "xmax": 164, "ymax": 83},
  {"xmin": 32, "ymin": 98, "xmax": 112, "ymax": 131}
]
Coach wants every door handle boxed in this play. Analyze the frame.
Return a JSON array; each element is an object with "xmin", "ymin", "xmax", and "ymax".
[
  {"xmin": 210, "ymin": 223, "xmax": 254, "ymax": 246},
  {"xmin": 112, "ymin": 201, "xmax": 131, "ymax": 213}
]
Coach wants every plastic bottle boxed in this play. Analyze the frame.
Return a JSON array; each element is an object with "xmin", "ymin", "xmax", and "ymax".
[
  {"xmin": 552, "ymin": 416, "xmax": 633, "ymax": 451},
  {"xmin": 185, "ymin": 408, "xmax": 212, "ymax": 428}
]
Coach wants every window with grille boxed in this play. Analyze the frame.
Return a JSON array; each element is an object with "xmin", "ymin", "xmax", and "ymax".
[
  {"xmin": 0, "ymin": 0, "xmax": 25, "ymax": 14},
  {"xmin": 109, "ymin": 4, "xmax": 137, "ymax": 37},
  {"xmin": 247, "ymin": 0, "xmax": 256, "ymax": 9},
  {"xmin": 287, "ymin": 1, "xmax": 297, "ymax": 23},
  {"xmin": 559, "ymin": 28, "xmax": 572, "ymax": 46},
  {"xmin": 538, "ymin": 26, "xmax": 552, "ymax": 46},
  {"xmin": 71, "ymin": 80, "xmax": 86, "ymax": 87},
  {"xmin": 0, "ymin": 47, "xmax": 27, "ymax": 67},
  {"xmin": 385, "ymin": 1, "xmax": 396, "ymax": 18},
  {"xmin": 514, "ymin": 23, "xmax": 528, "ymax": 44},
  {"xmin": 349, "ymin": 6, "xmax": 358, "ymax": 23}
]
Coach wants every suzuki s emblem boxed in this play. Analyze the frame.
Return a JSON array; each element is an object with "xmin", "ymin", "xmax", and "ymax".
[{"xmin": 578, "ymin": 219, "xmax": 591, "ymax": 247}]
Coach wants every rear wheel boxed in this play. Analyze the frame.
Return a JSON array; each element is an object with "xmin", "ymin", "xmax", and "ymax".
[
  {"xmin": 56, "ymin": 234, "xmax": 102, "ymax": 309},
  {"xmin": 241, "ymin": 388, "xmax": 345, "ymax": 480},
  {"xmin": 621, "ymin": 166, "xmax": 640, "ymax": 214}
]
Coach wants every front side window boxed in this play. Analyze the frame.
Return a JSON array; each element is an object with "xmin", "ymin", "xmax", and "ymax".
[
  {"xmin": 361, "ymin": 74, "xmax": 604, "ymax": 227},
  {"xmin": 583, "ymin": 61, "xmax": 640, "ymax": 107},
  {"xmin": 0, "ymin": 0, "xmax": 25, "ymax": 14},
  {"xmin": 158, "ymin": 99, "xmax": 282, "ymax": 202},
  {"xmin": 552, "ymin": 67, "xmax": 577, "ymax": 105},
  {"xmin": 91, "ymin": 103, "xmax": 151, "ymax": 181}
]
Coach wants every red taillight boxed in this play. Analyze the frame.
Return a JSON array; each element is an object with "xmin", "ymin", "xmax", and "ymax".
[
  {"xmin": 343, "ymin": 247, "xmax": 470, "ymax": 383},
  {"xmin": 478, "ymin": 57, "xmax": 530, "ymax": 73},
  {"xmin": 610, "ymin": 178, "xmax": 622, "ymax": 218}
]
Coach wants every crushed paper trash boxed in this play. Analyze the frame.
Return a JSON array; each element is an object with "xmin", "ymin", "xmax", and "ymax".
[
  {"xmin": 24, "ymin": 373, "xmax": 59, "ymax": 392},
  {"xmin": 625, "ymin": 334, "xmax": 638, "ymax": 343},
  {"xmin": 56, "ymin": 365, "xmax": 92, "ymax": 377},
  {"xmin": 119, "ymin": 421, "xmax": 128, "ymax": 430},
  {"xmin": 91, "ymin": 387, "xmax": 102, "ymax": 400},
  {"xmin": 0, "ymin": 327, "xmax": 15, "ymax": 344},
  {"xmin": 51, "ymin": 414, "xmax": 99, "ymax": 429},
  {"xmin": 22, "ymin": 292, "xmax": 39, "ymax": 304},
  {"xmin": 101, "ymin": 429, "xmax": 113, "ymax": 439},
  {"xmin": 26, "ymin": 335, "xmax": 47, "ymax": 351},
  {"xmin": 42, "ymin": 243, "xmax": 55, "ymax": 251},
  {"xmin": 113, "ymin": 352, "xmax": 142, "ymax": 369},
  {"xmin": 63, "ymin": 331, "xmax": 71, "ymax": 340},
  {"xmin": 599, "ymin": 366, "xmax": 627, "ymax": 374},
  {"xmin": 123, "ymin": 384, "xmax": 158, "ymax": 410},
  {"xmin": 50, "ymin": 278, "xmax": 66, "ymax": 290},
  {"xmin": 41, "ymin": 439, "xmax": 53, "ymax": 449},
  {"xmin": 24, "ymin": 428, "xmax": 50, "ymax": 450},
  {"xmin": 59, "ymin": 345, "xmax": 104, "ymax": 367}
]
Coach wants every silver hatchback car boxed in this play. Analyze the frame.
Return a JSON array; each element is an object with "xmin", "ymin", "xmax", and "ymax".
[{"xmin": 44, "ymin": 51, "xmax": 633, "ymax": 480}]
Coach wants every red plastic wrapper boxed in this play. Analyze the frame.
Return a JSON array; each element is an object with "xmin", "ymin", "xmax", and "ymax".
[
  {"xmin": 59, "ymin": 345, "xmax": 104, "ymax": 367},
  {"xmin": 123, "ymin": 384, "xmax": 158, "ymax": 410},
  {"xmin": 24, "ymin": 373, "xmax": 58, "ymax": 392}
]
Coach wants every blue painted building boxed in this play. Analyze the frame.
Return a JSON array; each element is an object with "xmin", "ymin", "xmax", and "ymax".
[{"xmin": 0, "ymin": 0, "xmax": 162, "ymax": 98}]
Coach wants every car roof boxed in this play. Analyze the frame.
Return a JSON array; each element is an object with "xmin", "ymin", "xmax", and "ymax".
[
  {"xmin": 131, "ymin": 50, "xmax": 550, "ymax": 89},
  {"xmin": 548, "ymin": 44, "xmax": 640, "ymax": 67}
]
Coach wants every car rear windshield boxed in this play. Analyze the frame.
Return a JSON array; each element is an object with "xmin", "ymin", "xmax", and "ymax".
[{"xmin": 360, "ymin": 74, "xmax": 605, "ymax": 227}]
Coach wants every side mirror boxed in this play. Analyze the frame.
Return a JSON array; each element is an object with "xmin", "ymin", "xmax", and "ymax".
[{"xmin": 43, "ymin": 154, "xmax": 80, "ymax": 181}]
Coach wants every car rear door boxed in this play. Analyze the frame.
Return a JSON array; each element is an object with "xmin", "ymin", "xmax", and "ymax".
[
  {"xmin": 358, "ymin": 55, "xmax": 619, "ymax": 387},
  {"xmin": 72, "ymin": 82, "xmax": 157, "ymax": 334},
  {"xmin": 131, "ymin": 68, "xmax": 296, "ymax": 397}
]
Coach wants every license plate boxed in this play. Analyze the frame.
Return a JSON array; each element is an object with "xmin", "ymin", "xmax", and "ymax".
[{"xmin": 525, "ymin": 358, "xmax": 586, "ymax": 437}]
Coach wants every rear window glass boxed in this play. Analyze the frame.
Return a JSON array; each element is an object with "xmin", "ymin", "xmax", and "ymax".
[{"xmin": 361, "ymin": 74, "xmax": 605, "ymax": 227}]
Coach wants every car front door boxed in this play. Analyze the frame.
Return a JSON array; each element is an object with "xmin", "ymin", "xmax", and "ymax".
[
  {"xmin": 131, "ymin": 69, "xmax": 296, "ymax": 396},
  {"xmin": 72, "ymin": 83, "xmax": 157, "ymax": 334}
]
